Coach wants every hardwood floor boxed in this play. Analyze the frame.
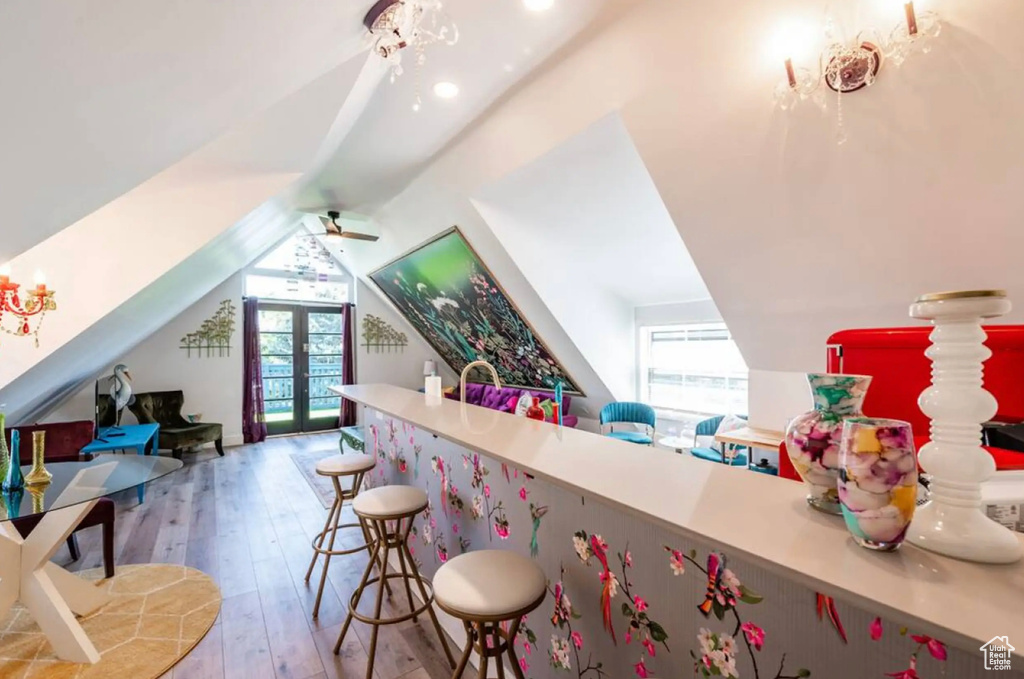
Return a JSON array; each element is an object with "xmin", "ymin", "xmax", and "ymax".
[{"xmin": 65, "ymin": 433, "xmax": 453, "ymax": 679}]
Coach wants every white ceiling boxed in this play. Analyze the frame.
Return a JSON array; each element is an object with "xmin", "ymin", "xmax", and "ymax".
[
  {"xmin": 474, "ymin": 113, "xmax": 710, "ymax": 307},
  {"xmin": 294, "ymin": 0, "xmax": 621, "ymax": 213}
]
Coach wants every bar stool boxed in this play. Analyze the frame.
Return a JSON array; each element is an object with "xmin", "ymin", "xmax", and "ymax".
[
  {"xmin": 304, "ymin": 453, "xmax": 384, "ymax": 618},
  {"xmin": 433, "ymin": 550, "xmax": 547, "ymax": 679},
  {"xmin": 335, "ymin": 485, "xmax": 456, "ymax": 679}
]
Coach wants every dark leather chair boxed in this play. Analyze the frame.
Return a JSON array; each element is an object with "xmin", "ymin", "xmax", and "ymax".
[
  {"xmin": 4, "ymin": 421, "xmax": 116, "ymax": 577},
  {"xmin": 128, "ymin": 390, "xmax": 224, "ymax": 459}
]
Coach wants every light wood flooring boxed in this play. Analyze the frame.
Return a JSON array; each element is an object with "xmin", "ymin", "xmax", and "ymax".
[{"xmin": 65, "ymin": 433, "xmax": 453, "ymax": 679}]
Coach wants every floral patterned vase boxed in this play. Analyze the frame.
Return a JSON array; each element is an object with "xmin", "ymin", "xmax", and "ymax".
[
  {"xmin": 838, "ymin": 418, "xmax": 918, "ymax": 551},
  {"xmin": 785, "ymin": 373, "xmax": 872, "ymax": 514}
]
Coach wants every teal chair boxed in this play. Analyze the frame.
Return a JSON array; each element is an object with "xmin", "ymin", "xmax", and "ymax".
[
  {"xmin": 599, "ymin": 402, "xmax": 656, "ymax": 445},
  {"xmin": 690, "ymin": 415, "xmax": 749, "ymax": 466}
]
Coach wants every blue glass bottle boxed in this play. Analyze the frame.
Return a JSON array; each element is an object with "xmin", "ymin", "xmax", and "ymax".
[{"xmin": 3, "ymin": 430, "xmax": 25, "ymax": 492}]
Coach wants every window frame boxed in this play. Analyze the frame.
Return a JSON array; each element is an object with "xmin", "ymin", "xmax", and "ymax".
[{"xmin": 636, "ymin": 321, "xmax": 749, "ymax": 418}]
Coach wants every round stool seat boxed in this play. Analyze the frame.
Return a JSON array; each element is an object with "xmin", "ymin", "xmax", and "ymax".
[
  {"xmin": 353, "ymin": 485, "xmax": 428, "ymax": 519},
  {"xmin": 434, "ymin": 550, "xmax": 546, "ymax": 619},
  {"xmin": 316, "ymin": 453, "xmax": 375, "ymax": 476}
]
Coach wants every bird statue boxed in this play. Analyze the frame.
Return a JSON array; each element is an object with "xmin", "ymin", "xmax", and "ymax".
[{"xmin": 109, "ymin": 364, "xmax": 135, "ymax": 427}]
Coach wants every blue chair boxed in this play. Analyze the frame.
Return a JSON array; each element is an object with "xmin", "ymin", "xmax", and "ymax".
[
  {"xmin": 599, "ymin": 402, "xmax": 656, "ymax": 445},
  {"xmin": 690, "ymin": 415, "xmax": 749, "ymax": 466}
]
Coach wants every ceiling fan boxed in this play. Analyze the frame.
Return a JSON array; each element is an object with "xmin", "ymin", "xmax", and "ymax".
[{"xmin": 316, "ymin": 210, "xmax": 380, "ymax": 242}]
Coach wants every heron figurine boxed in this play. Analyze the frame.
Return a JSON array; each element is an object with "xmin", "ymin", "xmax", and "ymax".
[{"xmin": 109, "ymin": 364, "xmax": 135, "ymax": 428}]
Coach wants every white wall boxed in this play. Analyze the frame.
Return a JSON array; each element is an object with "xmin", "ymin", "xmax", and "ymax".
[
  {"xmin": 635, "ymin": 299, "xmax": 722, "ymax": 327},
  {"xmin": 354, "ymin": 279, "xmax": 458, "ymax": 390},
  {"xmin": 45, "ymin": 274, "xmax": 246, "ymax": 446}
]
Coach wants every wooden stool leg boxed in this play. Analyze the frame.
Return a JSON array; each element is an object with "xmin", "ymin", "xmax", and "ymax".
[
  {"xmin": 394, "ymin": 520, "xmax": 419, "ymax": 622},
  {"xmin": 452, "ymin": 620, "xmax": 475, "ymax": 679},
  {"xmin": 334, "ymin": 530, "xmax": 380, "ymax": 655},
  {"xmin": 506, "ymin": 617, "xmax": 526, "ymax": 679},
  {"xmin": 493, "ymin": 625, "xmax": 507, "ymax": 679},
  {"xmin": 476, "ymin": 624, "xmax": 489, "ymax": 679},
  {"xmin": 402, "ymin": 523, "xmax": 456, "ymax": 668},
  {"xmin": 364, "ymin": 519, "xmax": 392, "ymax": 679},
  {"xmin": 306, "ymin": 488, "xmax": 341, "ymax": 582}
]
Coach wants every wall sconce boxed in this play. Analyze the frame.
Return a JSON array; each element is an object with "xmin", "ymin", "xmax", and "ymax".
[
  {"xmin": 0, "ymin": 264, "xmax": 57, "ymax": 348},
  {"xmin": 773, "ymin": 2, "xmax": 941, "ymax": 116}
]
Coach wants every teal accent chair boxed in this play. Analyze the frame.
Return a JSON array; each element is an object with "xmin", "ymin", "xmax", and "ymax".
[
  {"xmin": 690, "ymin": 415, "xmax": 748, "ymax": 466},
  {"xmin": 599, "ymin": 402, "xmax": 656, "ymax": 445}
]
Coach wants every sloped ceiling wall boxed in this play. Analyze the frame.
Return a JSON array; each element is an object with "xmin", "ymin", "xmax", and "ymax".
[
  {"xmin": 0, "ymin": 0, "xmax": 367, "ymax": 261},
  {"xmin": 0, "ymin": 56, "xmax": 372, "ymax": 422},
  {"xmin": 473, "ymin": 113, "xmax": 710, "ymax": 401},
  {"xmin": 334, "ymin": 0, "xmax": 1024, "ymax": 419}
]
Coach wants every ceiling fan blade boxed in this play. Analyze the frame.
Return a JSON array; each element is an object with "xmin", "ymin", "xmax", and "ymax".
[{"xmin": 339, "ymin": 231, "xmax": 380, "ymax": 242}]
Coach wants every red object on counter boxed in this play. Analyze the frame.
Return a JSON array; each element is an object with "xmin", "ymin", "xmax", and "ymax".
[
  {"xmin": 525, "ymin": 397, "xmax": 545, "ymax": 421},
  {"xmin": 825, "ymin": 325, "xmax": 1024, "ymax": 472}
]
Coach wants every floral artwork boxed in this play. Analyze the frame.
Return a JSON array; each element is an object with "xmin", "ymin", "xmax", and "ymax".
[
  {"xmin": 368, "ymin": 227, "xmax": 582, "ymax": 393},
  {"xmin": 530, "ymin": 504, "xmax": 548, "ymax": 557},
  {"xmin": 785, "ymin": 373, "xmax": 871, "ymax": 514},
  {"xmin": 549, "ymin": 567, "xmax": 604, "ymax": 678},
  {"xmin": 837, "ymin": 419, "xmax": 918, "ymax": 550},
  {"xmin": 814, "ymin": 594, "xmax": 847, "ymax": 643},
  {"xmin": 435, "ymin": 533, "xmax": 448, "ymax": 563},
  {"xmin": 574, "ymin": 531, "xmax": 668, "ymax": 676},
  {"xmin": 663, "ymin": 545, "xmax": 811, "ymax": 679},
  {"xmin": 513, "ymin": 617, "xmax": 538, "ymax": 677}
]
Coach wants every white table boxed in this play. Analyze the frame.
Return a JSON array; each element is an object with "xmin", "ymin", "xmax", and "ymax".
[{"xmin": 0, "ymin": 456, "xmax": 180, "ymax": 663}]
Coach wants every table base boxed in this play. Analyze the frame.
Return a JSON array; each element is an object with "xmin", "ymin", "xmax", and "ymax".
[{"xmin": 0, "ymin": 499, "xmax": 112, "ymax": 663}]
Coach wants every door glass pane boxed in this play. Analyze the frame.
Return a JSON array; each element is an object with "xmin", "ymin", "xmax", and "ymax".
[
  {"xmin": 306, "ymin": 312, "xmax": 343, "ymax": 423},
  {"xmin": 259, "ymin": 310, "xmax": 292, "ymax": 332},
  {"xmin": 259, "ymin": 308, "xmax": 296, "ymax": 429}
]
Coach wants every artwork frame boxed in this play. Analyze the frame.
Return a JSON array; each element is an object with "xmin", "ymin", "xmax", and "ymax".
[{"xmin": 369, "ymin": 227, "xmax": 584, "ymax": 395}]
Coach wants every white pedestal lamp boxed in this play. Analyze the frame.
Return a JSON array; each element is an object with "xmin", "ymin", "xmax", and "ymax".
[{"xmin": 906, "ymin": 290, "xmax": 1023, "ymax": 564}]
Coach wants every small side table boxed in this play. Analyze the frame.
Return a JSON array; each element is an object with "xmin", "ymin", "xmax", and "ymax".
[
  {"xmin": 658, "ymin": 436, "xmax": 691, "ymax": 454},
  {"xmin": 81, "ymin": 423, "xmax": 161, "ymax": 503}
]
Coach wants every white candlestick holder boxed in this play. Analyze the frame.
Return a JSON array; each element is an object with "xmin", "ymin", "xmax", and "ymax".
[{"xmin": 907, "ymin": 290, "xmax": 1023, "ymax": 563}]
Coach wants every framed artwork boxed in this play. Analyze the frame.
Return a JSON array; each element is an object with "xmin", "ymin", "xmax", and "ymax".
[{"xmin": 369, "ymin": 227, "xmax": 583, "ymax": 394}]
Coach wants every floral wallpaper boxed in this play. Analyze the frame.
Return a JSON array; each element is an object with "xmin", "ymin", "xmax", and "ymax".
[{"xmin": 355, "ymin": 414, "xmax": 997, "ymax": 679}]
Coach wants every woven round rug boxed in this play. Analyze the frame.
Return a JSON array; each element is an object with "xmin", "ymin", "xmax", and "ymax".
[{"xmin": 0, "ymin": 563, "xmax": 221, "ymax": 678}]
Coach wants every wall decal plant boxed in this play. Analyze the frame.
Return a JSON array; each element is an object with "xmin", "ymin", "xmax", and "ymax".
[
  {"xmin": 361, "ymin": 313, "xmax": 408, "ymax": 353},
  {"xmin": 573, "ymin": 531, "xmax": 618, "ymax": 645},
  {"xmin": 549, "ymin": 566, "xmax": 605, "ymax": 678},
  {"xmin": 815, "ymin": 593, "xmax": 847, "ymax": 643},
  {"xmin": 663, "ymin": 545, "xmax": 810, "ymax": 679},
  {"xmin": 869, "ymin": 617, "xmax": 947, "ymax": 678},
  {"xmin": 180, "ymin": 299, "xmax": 236, "ymax": 357}
]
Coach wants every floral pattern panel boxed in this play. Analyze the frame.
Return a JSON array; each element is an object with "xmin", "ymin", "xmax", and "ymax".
[{"xmin": 361, "ymin": 411, "xmax": 1013, "ymax": 679}]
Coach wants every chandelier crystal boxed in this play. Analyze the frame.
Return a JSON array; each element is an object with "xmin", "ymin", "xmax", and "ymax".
[
  {"xmin": 364, "ymin": 0, "xmax": 459, "ymax": 108},
  {"xmin": 773, "ymin": 3, "xmax": 941, "ymax": 141},
  {"xmin": 0, "ymin": 266, "xmax": 57, "ymax": 348}
]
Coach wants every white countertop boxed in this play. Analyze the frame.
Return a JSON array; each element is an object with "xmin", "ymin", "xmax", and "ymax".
[{"xmin": 333, "ymin": 384, "xmax": 1024, "ymax": 656}]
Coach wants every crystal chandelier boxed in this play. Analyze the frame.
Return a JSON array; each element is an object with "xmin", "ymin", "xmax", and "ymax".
[
  {"xmin": 773, "ymin": 2, "xmax": 941, "ymax": 141},
  {"xmin": 0, "ymin": 265, "xmax": 57, "ymax": 348},
  {"xmin": 364, "ymin": 0, "xmax": 459, "ymax": 109}
]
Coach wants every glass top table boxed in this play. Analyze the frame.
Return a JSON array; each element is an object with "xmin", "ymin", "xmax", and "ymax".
[{"xmin": 0, "ymin": 454, "xmax": 182, "ymax": 522}]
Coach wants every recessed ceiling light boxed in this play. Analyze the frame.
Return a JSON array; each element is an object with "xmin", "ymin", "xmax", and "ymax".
[
  {"xmin": 433, "ymin": 81, "xmax": 459, "ymax": 99},
  {"xmin": 524, "ymin": 0, "xmax": 554, "ymax": 11}
]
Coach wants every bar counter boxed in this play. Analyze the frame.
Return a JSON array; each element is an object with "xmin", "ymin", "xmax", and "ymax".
[{"xmin": 334, "ymin": 384, "xmax": 1024, "ymax": 678}]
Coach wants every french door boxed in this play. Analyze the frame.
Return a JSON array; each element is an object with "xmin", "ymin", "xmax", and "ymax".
[{"xmin": 258, "ymin": 303, "xmax": 346, "ymax": 435}]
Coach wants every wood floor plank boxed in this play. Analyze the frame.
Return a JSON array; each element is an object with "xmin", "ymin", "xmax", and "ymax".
[
  {"xmin": 221, "ymin": 591, "xmax": 277, "ymax": 679},
  {"xmin": 168, "ymin": 622, "xmax": 225, "ymax": 679}
]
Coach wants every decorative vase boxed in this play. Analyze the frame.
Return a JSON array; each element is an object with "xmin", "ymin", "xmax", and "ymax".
[
  {"xmin": 838, "ymin": 418, "xmax": 918, "ymax": 551},
  {"xmin": 785, "ymin": 373, "xmax": 872, "ymax": 514},
  {"xmin": 2, "ymin": 429, "xmax": 24, "ymax": 492},
  {"xmin": 25, "ymin": 430, "xmax": 52, "ymax": 486},
  {"xmin": 0, "ymin": 413, "xmax": 9, "ymax": 487},
  {"xmin": 525, "ymin": 397, "xmax": 545, "ymax": 421},
  {"xmin": 905, "ymin": 290, "xmax": 1024, "ymax": 563},
  {"xmin": 2, "ymin": 488, "xmax": 22, "ymax": 519}
]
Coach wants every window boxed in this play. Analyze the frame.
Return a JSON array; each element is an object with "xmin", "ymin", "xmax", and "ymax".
[
  {"xmin": 245, "ymin": 230, "xmax": 350, "ymax": 304},
  {"xmin": 638, "ymin": 322, "xmax": 748, "ymax": 415}
]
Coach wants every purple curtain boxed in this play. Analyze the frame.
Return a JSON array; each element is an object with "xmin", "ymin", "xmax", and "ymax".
[
  {"xmin": 340, "ymin": 303, "xmax": 356, "ymax": 427},
  {"xmin": 242, "ymin": 297, "xmax": 268, "ymax": 443}
]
